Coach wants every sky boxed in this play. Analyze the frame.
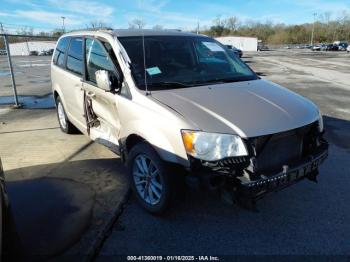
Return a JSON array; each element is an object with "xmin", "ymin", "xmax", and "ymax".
[{"xmin": 0, "ymin": 0, "xmax": 350, "ymax": 33}]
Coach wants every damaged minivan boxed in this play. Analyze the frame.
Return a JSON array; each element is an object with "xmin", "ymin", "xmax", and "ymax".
[{"xmin": 51, "ymin": 29, "xmax": 328, "ymax": 213}]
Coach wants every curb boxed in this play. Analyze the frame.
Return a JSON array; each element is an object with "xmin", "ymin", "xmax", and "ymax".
[{"xmin": 84, "ymin": 188, "xmax": 131, "ymax": 262}]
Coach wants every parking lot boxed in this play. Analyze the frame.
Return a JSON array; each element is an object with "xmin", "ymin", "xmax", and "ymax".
[
  {"xmin": 1, "ymin": 50, "xmax": 350, "ymax": 259},
  {"xmin": 0, "ymin": 56, "xmax": 52, "ymax": 97}
]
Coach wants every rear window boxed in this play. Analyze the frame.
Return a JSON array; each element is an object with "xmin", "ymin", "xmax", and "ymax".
[
  {"xmin": 66, "ymin": 37, "xmax": 83, "ymax": 75},
  {"xmin": 53, "ymin": 37, "xmax": 69, "ymax": 68}
]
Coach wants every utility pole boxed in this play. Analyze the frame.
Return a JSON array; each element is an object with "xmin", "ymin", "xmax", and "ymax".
[
  {"xmin": 196, "ymin": 21, "xmax": 200, "ymax": 35},
  {"xmin": 1, "ymin": 22, "xmax": 20, "ymax": 107},
  {"xmin": 311, "ymin": 13, "xmax": 317, "ymax": 46},
  {"xmin": 61, "ymin": 16, "xmax": 66, "ymax": 33},
  {"xmin": 3, "ymin": 34, "xmax": 20, "ymax": 107}
]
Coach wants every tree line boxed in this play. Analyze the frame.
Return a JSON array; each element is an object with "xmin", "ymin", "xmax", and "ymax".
[
  {"xmin": 200, "ymin": 12, "xmax": 350, "ymax": 44},
  {"xmin": 2, "ymin": 11, "xmax": 350, "ymax": 47}
]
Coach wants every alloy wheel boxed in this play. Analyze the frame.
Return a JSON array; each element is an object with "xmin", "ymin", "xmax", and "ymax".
[
  {"xmin": 132, "ymin": 154, "xmax": 163, "ymax": 205},
  {"xmin": 57, "ymin": 102, "xmax": 67, "ymax": 129}
]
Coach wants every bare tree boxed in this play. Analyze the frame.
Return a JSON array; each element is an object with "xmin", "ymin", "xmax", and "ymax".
[
  {"xmin": 129, "ymin": 19, "xmax": 146, "ymax": 29},
  {"xmin": 51, "ymin": 29, "xmax": 64, "ymax": 38},
  {"xmin": 225, "ymin": 16, "xmax": 239, "ymax": 31},
  {"xmin": 213, "ymin": 16, "xmax": 225, "ymax": 27},
  {"xmin": 87, "ymin": 21, "xmax": 109, "ymax": 29},
  {"xmin": 16, "ymin": 27, "xmax": 34, "ymax": 35},
  {"xmin": 210, "ymin": 16, "xmax": 227, "ymax": 36}
]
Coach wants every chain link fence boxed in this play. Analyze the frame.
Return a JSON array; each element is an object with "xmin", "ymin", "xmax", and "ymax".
[{"xmin": 0, "ymin": 34, "xmax": 58, "ymax": 108}]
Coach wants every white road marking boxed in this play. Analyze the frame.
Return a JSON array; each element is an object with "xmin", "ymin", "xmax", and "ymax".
[{"xmin": 18, "ymin": 63, "xmax": 50, "ymax": 67}]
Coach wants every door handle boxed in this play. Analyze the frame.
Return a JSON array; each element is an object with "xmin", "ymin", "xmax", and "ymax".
[{"xmin": 86, "ymin": 91, "xmax": 96, "ymax": 98}]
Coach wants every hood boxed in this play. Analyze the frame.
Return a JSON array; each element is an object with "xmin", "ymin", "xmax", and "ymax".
[{"xmin": 151, "ymin": 79, "xmax": 319, "ymax": 138}]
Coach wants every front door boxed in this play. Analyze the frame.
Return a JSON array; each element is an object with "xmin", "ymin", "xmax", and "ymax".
[{"xmin": 82, "ymin": 37, "xmax": 122, "ymax": 153}]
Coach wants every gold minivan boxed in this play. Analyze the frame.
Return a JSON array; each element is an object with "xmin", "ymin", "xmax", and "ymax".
[{"xmin": 51, "ymin": 29, "xmax": 328, "ymax": 213}]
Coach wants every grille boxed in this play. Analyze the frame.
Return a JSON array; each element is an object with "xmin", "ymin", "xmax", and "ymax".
[
  {"xmin": 251, "ymin": 123, "xmax": 316, "ymax": 174},
  {"xmin": 217, "ymin": 156, "xmax": 248, "ymax": 167}
]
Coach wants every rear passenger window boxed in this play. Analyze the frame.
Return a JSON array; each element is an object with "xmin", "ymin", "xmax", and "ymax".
[
  {"xmin": 66, "ymin": 37, "xmax": 83, "ymax": 75},
  {"xmin": 85, "ymin": 38, "xmax": 115, "ymax": 83},
  {"xmin": 53, "ymin": 37, "xmax": 69, "ymax": 67}
]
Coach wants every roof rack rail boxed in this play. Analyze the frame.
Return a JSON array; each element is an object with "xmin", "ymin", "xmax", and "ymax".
[{"xmin": 69, "ymin": 27, "xmax": 114, "ymax": 33}]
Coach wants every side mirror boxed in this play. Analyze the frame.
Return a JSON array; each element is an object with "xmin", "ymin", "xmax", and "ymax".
[{"xmin": 95, "ymin": 70, "xmax": 120, "ymax": 92}]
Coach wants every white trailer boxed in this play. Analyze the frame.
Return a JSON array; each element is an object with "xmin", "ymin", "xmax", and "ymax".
[{"xmin": 215, "ymin": 36, "xmax": 258, "ymax": 52}]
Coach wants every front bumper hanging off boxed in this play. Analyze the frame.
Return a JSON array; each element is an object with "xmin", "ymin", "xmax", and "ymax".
[
  {"xmin": 237, "ymin": 141, "xmax": 329, "ymax": 201},
  {"xmin": 189, "ymin": 135, "xmax": 329, "ymax": 208}
]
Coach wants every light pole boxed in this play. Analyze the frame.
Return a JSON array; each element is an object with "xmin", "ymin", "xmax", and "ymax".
[
  {"xmin": 311, "ymin": 13, "xmax": 317, "ymax": 46},
  {"xmin": 61, "ymin": 16, "xmax": 66, "ymax": 33}
]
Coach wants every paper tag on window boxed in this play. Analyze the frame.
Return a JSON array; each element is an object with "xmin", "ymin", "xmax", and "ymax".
[
  {"xmin": 203, "ymin": 42, "xmax": 225, "ymax": 52},
  {"xmin": 146, "ymin": 67, "xmax": 162, "ymax": 76}
]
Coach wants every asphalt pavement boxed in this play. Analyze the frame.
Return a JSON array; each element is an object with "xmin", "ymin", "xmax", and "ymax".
[{"xmin": 0, "ymin": 56, "xmax": 51, "ymax": 97}]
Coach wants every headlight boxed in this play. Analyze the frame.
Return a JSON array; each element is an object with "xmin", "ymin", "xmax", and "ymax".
[
  {"xmin": 318, "ymin": 111, "xmax": 324, "ymax": 132},
  {"xmin": 181, "ymin": 130, "xmax": 248, "ymax": 161}
]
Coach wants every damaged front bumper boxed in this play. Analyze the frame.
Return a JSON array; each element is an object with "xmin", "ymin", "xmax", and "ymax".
[
  {"xmin": 188, "ymin": 137, "xmax": 329, "ymax": 207},
  {"xmin": 237, "ymin": 141, "xmax": 328, "ymax": 200}
]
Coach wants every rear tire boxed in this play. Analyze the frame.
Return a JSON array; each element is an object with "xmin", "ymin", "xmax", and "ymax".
[
  {"xmin": 55, "ymin": 96, "xmax": 77, "ymax": 134},
  {"xmin": 127, "ymin": 142, "xmax": 174, "ymax": 214}
]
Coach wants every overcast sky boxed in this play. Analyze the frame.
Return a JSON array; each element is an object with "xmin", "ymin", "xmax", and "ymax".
[{"xmin": 1, "ymin": 0, "xmax": 350, "ymax": 32}]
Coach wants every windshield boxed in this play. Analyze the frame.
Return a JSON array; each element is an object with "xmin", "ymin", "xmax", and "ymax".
[{"xmin": 118, "ymin": 35, "xmax": 258, "ymax": 90}]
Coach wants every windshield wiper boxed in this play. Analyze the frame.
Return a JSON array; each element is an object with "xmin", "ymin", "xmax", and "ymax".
[
  {"xmin": 204, "ymin": 77, "xmax": 244, "ymax": 84},
  {"xmin": 147, "ymin": 81, "xmax": 192, "ymax": 88},
  {"xmin": 193, "ymin": 76, "xmax": 255, "ymax": 86}
]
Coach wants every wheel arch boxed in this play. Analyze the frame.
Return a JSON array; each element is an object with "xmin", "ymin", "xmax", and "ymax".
[
  {"xmin": 52, "ymin": 87, "xmax": 67, "ymax": 109},
  {"xmin": 122, "ymin": 131, "xmax": 189, "ymax": 168},
  {"xmin": 53, "ymin": 90, "xmax": 59, "ymax": 101}
]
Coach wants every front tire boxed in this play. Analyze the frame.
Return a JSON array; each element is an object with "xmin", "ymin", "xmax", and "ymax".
[
  {"xmin": 127, "ymin": 142, "xmax": 173, "ymax": 214},
  {"xmin": 55, "ymin": 96, "xmax": 77, "ymax": 134}
]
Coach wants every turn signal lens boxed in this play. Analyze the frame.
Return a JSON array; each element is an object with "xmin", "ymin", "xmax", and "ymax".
[{"xmin": 181, "ymin": 131, "xmax": 195, "ymax": 154}]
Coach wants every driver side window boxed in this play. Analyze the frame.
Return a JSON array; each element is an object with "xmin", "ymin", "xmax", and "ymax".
[{"xmin": 85, "ymin": 38, "xmax": 115, "ymax": 84}]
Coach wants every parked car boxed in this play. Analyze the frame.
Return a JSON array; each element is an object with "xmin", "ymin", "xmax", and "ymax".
[
  {"xmin": 326, "ymin": 44, "xmax": 338, "ymax": 51},
  {"xmin": 258, "ymin": 43, "xmax": 269, "ymax": 51},
  {"xmin": 320, "ymin": 44, "xmax": 328, "ymax": 51},
  {"xmin": 39, "ymin": 49, "xmax": 55, "ymax": 56},
  {"xmin": 225, "ymin": 45, "xmax": 243, "ymax": 58},
  {"xmin": 51, "ymin": 30, "xmax": 328, "ymax": 213},
  {"xmin": 0, "ymin": 50, "xmax": 7, "ymax": 56},
  {"xmin": 29, "ymin": 51, "xmax": 38, "ymax": 56},
  {"xmin": 338, "ymin": 43, "xmax": 348, "ymax": 51},
  {"xmin": 312, "ymin": 44, "xmax": 327, "ymax": 51},
  {"xmin": 347, "ymin": 45, "xmax": 350, "ymax": 53},
  {"xmin": 312, "ymin": 45, "xmax": 321, "ymax": 51}
]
